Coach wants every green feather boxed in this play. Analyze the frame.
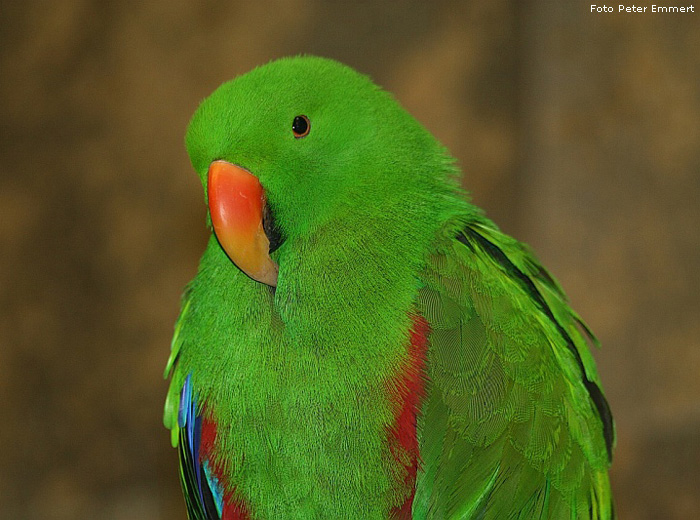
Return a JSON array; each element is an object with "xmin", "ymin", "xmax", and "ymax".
[{"xmin": 414, "ymin": 220, "xmax": 614, "ymax": 518}]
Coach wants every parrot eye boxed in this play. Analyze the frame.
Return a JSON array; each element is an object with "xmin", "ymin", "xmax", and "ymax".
[{"xmin": 292, "ymin": 115, "xmax": 310, "ymax": 138}]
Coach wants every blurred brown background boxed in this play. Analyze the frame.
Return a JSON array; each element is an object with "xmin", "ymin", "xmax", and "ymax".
[{"xmin": 1, "ymin": 1, "xmax": 698, "ymax": 518}]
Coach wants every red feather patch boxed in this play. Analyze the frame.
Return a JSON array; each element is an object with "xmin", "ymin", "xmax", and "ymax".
[
  {"xmin": 200, "ymin": 413, "xmax": 251, "ymax": 520},
  {"xmin": 388, "ymin": 314, "xmax": 430, "ymax": 519}
]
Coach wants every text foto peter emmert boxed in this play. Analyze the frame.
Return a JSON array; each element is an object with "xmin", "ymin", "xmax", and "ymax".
[{"xmin": 591, "ymin": 4, "xmax": 695, "ymax": 12}]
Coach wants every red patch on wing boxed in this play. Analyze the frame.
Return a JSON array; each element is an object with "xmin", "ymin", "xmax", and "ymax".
[
  {"xmin": 388, "ymin": 314, "xmax": 430, "ymax": 519},
  {"xmin": 200, "ymin": 414, "xmax": 251, "ymax": 520}
]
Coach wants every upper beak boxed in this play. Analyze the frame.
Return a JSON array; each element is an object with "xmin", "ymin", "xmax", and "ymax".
[{"xmin": 207, "ymin": 160, "xmax": 279, "ymax": 287}]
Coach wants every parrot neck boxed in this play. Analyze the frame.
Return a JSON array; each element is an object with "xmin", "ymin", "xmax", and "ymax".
[{"xmin": 271, "ymin": 179, "xmax": 470, "ymax": 359}]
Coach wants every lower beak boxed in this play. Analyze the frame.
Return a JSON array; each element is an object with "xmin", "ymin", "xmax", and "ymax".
[{"xmin": 207, "ymin": 160, "xmax": 279, "ymax": 287}]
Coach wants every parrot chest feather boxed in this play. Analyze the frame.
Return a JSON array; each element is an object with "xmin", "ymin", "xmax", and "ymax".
[{"xmin": 172, "ymin": 251, "xmax": 432, "ymax": 519}]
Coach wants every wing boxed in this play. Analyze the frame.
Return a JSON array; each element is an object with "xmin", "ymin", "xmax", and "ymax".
[
  {"xmin": 176, "ymin": 375, "xmax": 226, "ymax": 520},
  {"xmin": 414, "ymin": 219, "xmax": 615, "ymax": 519},
  {"xmin": 164, "ymin": 297, "xmax": 226, "ymax": 520}
]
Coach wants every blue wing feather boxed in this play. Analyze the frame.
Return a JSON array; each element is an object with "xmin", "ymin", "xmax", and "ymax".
[{"xmin": 178, "ymin": 374, "xmax": 225, "ymax": 520}]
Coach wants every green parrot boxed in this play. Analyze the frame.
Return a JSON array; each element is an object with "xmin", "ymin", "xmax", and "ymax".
[{"xmin": 164, "ymin": 56, "xmax": 614, "ymax": 520}]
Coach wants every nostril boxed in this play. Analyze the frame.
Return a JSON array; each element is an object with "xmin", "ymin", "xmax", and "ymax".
[{"xmin": 263, "ymin": 203, "xmax": 284, "ymax": 254}]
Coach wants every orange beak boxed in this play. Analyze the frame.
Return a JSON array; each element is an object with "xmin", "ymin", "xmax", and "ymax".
[{"xmin": 207, "ymin": 160, "xmax": 279, "ymax": 287}]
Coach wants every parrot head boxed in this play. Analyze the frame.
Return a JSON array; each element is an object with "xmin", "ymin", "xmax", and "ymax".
[{"xmin": 186, "ymin": 56, "xmax": 455, "ymax": 287}]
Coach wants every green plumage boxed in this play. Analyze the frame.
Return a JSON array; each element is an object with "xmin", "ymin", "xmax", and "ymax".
[
  {"xmin": 413, "ymin": 220, "xmax": 613, "ymax": 519},
  {"xmin": 164, "ymin": 56, "xmax": 614, "ymax": 519}
]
